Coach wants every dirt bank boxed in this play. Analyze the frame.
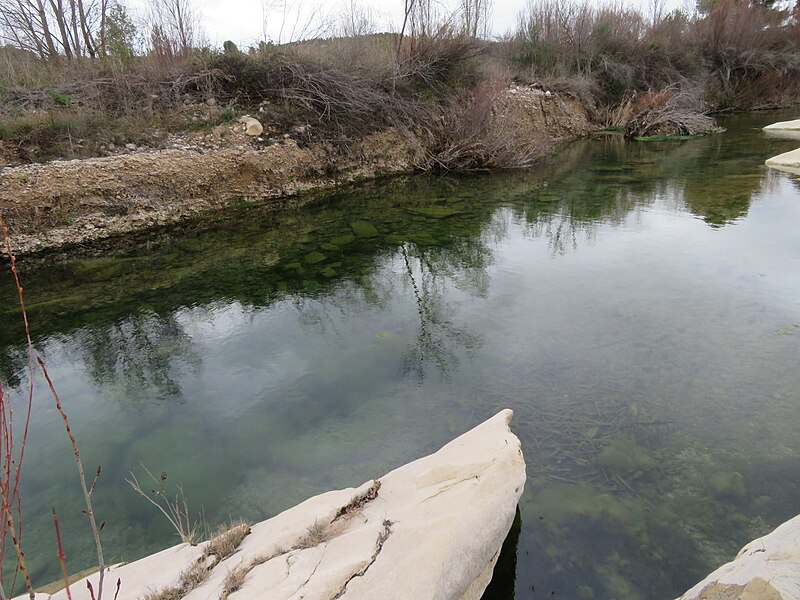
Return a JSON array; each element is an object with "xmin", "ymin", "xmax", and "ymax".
[{"xmin": 0, "ymin": 87, "xmax": 592, "ymax": 256}]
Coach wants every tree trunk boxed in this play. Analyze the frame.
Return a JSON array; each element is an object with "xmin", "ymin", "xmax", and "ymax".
[
  {"xmin": 49, "ymin": 0, "xmax": 74, "ymax": 58},
  {"xmin": 33, "ymin": 0, "xmax": 60, "ymax": 58},
  {"xmin": 76, "ymin": 0, "xmax": 96, "ymax": 57}
]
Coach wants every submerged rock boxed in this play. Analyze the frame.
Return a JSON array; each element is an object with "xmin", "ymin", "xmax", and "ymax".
[
  {"xmin": 330, "ymin": 234, "xmax": 356, "ymax": 246},
  {"xmin": 304, "ymin": 251, "xmax": 326, "ymax": 264},
  {"xmin": 349, "ymin": 221, "xmax": 379, "ymax": 238},
  {"xmin": 679, "ymin": 514, "xmax": 800, "ymax": 600},
  {"xmin": 708, "ymin": 471, "xmax": 746, "ymax": 501},
  {"xmin": 28, "ymin": 410, "xmax": 525, "ymax": 600},
  {"xmin": 406, "ymin": 207, "xmax": 464, "ymax": 219}
]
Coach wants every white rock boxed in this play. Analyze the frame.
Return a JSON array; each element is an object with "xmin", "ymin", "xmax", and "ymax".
[
  {"xmin": 678, "ymin": 513, "xmax": 800, "ymax": 600},
  {"xmin": 763, "ymin": 119, "xmax": 800, "ymax": 131},
  {"xmin": 237, "ymin": 116, "xmax": 264, "ymax": 136},
  {"xmin": 763, "ymin": 119, "xmax": 800, "ymax": 140},
  {"xmin": 766, "ymin": 147, "xmax": 800, "ymax": 175},
  {"xmin": 12, "ymin": 543, "xmax": 207, "ymax": 600},
  {"xmin": 34, "ymin": 410, "xmax": 524, "ymax": 600}
]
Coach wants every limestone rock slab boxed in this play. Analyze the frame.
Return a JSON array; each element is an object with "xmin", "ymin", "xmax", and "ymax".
[
  {"xmin": 763, "ymin": 119, "xmax": 800, "ymax": 140},
  {"xmin": 763, "ymin": 119, "xmax": 800, "ymax": 131},
  {"xmin": 679, "ymin": 514, "xmax": 800, "ymax": 600},
  {"xmin": 766, "ymin": 147, "xmax": 800, "ymax": 175},
  {"xmin": 28, "ymin": 409, "xmax": 524, "ymax": 600}
]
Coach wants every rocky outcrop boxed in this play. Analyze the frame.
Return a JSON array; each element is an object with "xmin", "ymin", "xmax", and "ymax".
[
  {"xmin": 679, "ymin": 514, "xmax": 800, "ymax": 600},
  {"xmin": 22, "ymin": 409, "xmax": 525, "ymax": 600},
  {"xmin": 763, "ymin": 119, "xmax": 800, "ymax": 174},
  {"xmin": 765, "ymin": 147, "xmax": 800, "ymax": 175},
  {"xmin": 763, "ymin": 118, "xmax": 800, "ymax": 133}
]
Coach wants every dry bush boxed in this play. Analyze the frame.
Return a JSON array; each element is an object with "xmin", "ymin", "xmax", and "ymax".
[
  {"xmin": 625, "ymin": 84, "xmax": 717, "ymax": 137},
  {"xmin": 296, "ymin": 34, "xmax": 395, "ymax": 77},
  {"xmin": 127, "ymin": 465, "xmax": 199, "ymax": 545},
  {"xmin": 694, "ymin": 0, "xmax": 800, "ymax": 109},
  {"xmin": 208, "ymin": 520, "xmax": 251, "ymax": 560},
  {"xmin": 395, "ymin": 24, "xmax": 482, "ymax": 90},
  {"xmin": 416, "ymin": 80, "xmax": 548, "ymax": 171},
  {"xmin": 509, "ymin": 0, "xmax": 653, "ymax": 105},
  {"xmin": 0, "ymin": 51, "xmax": 226, "ymax": 160},
  {"xmin": 294, "ymin": 519, "xmax": 334, "ymax": 549},
  {"xmin": 509, "ymin": 0, "xmax": 800, "ymax": 112},
  {"xmin": 222, "ymin": 563, "xmax": 249, "ymax": 597},
  {"xmin": 142, "ymin": 558, "xmax": 211, "ymax": 600}
]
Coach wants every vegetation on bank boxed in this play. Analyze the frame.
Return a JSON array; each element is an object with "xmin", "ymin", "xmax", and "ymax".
[{"xmin": 0, "ymin": 0, "xmax": 799, "ymax": 168}]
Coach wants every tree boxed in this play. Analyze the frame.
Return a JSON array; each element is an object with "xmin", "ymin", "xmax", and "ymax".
[
  {"xmin": 338, "ymin": 0, "xmax": 375, "ymax": 37},
  {"xmin": 148, "ymin": 0, "xmax": 198, "ymax": 61},
  {"xmin": 103, "ymin": 0, "xmax": 136, "ymax": 60},
  {"xmin": 461, "ymin": 0, "xmax": 492, "ymax": 38},
  {"xmin": 0, "ymin": 0, "xmax": 112, "ymax": 59}
]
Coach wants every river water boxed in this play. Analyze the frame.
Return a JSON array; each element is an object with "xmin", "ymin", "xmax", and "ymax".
[{"xmin": 2, "ymin": 111, "xmax": 800, "ymax": 598}]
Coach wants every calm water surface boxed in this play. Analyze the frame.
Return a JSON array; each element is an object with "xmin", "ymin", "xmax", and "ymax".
[{"xmin": 2, "ymin": 111, "xmax": 800, "ymax": 598}]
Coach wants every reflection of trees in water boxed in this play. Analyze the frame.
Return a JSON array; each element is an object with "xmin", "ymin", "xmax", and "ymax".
[
  {"xmin": 72, "ymin": 312, "xmax": 200, "ymax": 405},
  {"xmin": 399, "ymin": 244, "xmax": 484, "ymax": 382},
  {"xmin": 516, "ymin": 129, "xmax": 774, "ymax": 250},
  {"xmin": 0, "ymin": 347, "xmax": 26, "ymax": 389},
  {"xmin": 2, "ymin": 117, "xmax": 784, "ymax": 395}
]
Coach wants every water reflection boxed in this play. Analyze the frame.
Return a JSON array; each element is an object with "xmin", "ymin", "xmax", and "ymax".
[
  {"xmin": 399, "ymin": 244, "xmax": 483, "ymax": 382},
  {"xmin": 1, "ymin": 111, "xmax": 799, "ymax": 595},
  {"xmin": 1, "ymin": 118, "xmax": 788, "ymax": 359},
  {"xmin": 70, "ymin": 313, "xmax": 201, "ymax": 405}
]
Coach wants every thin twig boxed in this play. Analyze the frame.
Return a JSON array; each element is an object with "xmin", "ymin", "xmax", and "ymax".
[
  {"xmin": 126, "ymin": 466, "xmax": 197, "ymax": 544},
  {"xmin": 38, "ymin": 356, "xmax": 106, "ymax": 600},
  {"xmin": 53, "ymin": 509, "xmax": 73, "ymax": 600}
]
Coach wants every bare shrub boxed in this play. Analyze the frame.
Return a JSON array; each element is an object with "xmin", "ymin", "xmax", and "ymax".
[
  {"xmin": 625, "ymin": 84, "xmax": 717, "ymax": 138},
  {"xmin": 222, "ymin": 563, "xmax": 249, "ymax": 597},
  {"xmin": 416, "ymin": 80, "xmax": 548, "ymax": 171},
  {"xmin": 126, "ymin": 464, "xmax": 199, "ymax": 544},
  {"xmin": 509, "ymin": 0, "xmax": 800, "ymax": 112},
  {"xmin": 208, "ymin": 520, "xmax": 251, "ymax": 560},
  {"xmin": 395, "ymin": 24, "xmax": 481, "ymax": 90},
  {"xmin": 147, "ymin": 0, "xmax": 201, "ymax": 66},
  {"xmin": 294, "ymin": 519, "xmax": 333, "ymax": 549},
  {"xmin": 694, "ymin": 0, "xmax": 800, "ymax": 109}
]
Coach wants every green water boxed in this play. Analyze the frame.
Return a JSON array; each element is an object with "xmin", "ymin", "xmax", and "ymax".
[{"xmin": 2, "ymin": 111, "xmax": 800, "ymax": 598}]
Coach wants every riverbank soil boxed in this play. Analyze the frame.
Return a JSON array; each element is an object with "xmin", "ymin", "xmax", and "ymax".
[{"xmin": 0, "ymin": 88, "xmax": 591, "ymax": 256}]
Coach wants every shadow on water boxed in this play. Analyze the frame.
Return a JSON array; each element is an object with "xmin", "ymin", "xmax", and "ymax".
[
  {"xmin": 483, "ymin": 507, "xmax": 521, "ymax": 599},
  {"xmin": 2, "ymin": 110, "xmax": 800, "ymax": 594}
]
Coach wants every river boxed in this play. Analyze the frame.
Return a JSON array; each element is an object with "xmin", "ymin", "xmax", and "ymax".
[{"xmin": 1, "ymin": 110, "xmax": 799, "ymax": 598}]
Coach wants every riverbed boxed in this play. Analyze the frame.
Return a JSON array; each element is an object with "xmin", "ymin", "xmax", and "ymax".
[{"xmin": 2, "ymin": 111, "xmax": 799, "ymax": 598}]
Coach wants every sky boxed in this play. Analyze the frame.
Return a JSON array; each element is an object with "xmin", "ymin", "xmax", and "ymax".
[{"xmin": 168, "ymin": 0, "xmax": 693, "ymax": 50}]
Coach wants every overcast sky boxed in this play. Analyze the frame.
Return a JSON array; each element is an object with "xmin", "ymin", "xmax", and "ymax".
[{"xmin": 139, "ymin": 0, "xmax": 694, "ymax": 50}]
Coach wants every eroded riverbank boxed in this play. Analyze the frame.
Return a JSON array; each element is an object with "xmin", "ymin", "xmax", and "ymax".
[{"xmin": 0, "ymin": 88, "xmax": 592, "ymax": 256}]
